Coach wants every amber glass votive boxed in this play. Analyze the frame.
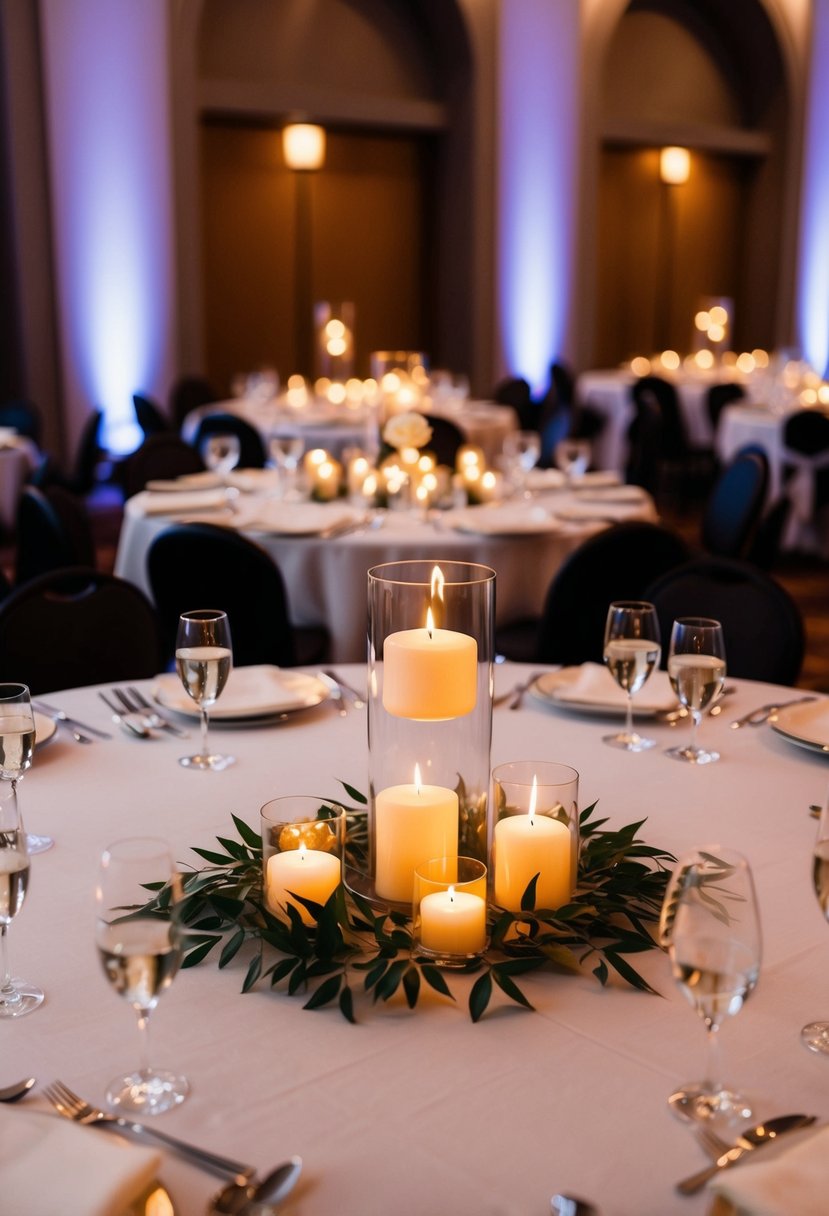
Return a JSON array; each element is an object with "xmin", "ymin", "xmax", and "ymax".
[{"xmin": 261, "ymin": 796, "xmax": 345, "ymax": 926}]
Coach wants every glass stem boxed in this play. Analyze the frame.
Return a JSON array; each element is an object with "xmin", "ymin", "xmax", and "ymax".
[
  {"xmin": 200, "ymin": 707, "xmax": 210, "ymax": 760},
  {"xmin": 136, "ymin": 1009, "xmax": 152, "ymax": 1079},
  {"xmin": 704, "ymin": 1021, "xmax": 722, "ymax": 1092},
  {"xmin": 0, "ymin": 924, "xmax": 12, "ymax": 998},
  {"xmin": 689, "ymin": 709, "xmax": 702, "ymax": 754},
  {"xmin": 624, "ymin": 693, "xmax": 635, "ymax": 741}
]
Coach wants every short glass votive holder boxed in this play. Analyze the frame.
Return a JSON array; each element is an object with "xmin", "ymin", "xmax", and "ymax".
[
  {"xmin": 491, "ymin": 762, "xmax": 579, "ymax": 914},
  {"xmin": 412, "ymin": 857, "xmax": 488, "ymax": 967},
  {"xmin": 261, "ymin": 796, "xmax": 346, "ymax": 927}
]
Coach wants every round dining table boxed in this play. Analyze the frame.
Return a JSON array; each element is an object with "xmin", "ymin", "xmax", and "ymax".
[
  {"xmin": 113, "ymin": 480, "xmax": 659, "ymax": 662},
  {"xmin": 12, "ymin": 661, "xmax": 829, "ymax": 1215}
]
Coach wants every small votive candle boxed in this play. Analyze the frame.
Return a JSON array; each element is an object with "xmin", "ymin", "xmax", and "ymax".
[
  {"xmin": 414, "ymin": 857, "xmax": 487, "ymax": 965},
  {"xmin": 492, "ymin": 763, "xmax": 579, "ymax": 913},
  {"xmin": 261, "ymin": 797, "xmax": 345, "ymax": 926}
]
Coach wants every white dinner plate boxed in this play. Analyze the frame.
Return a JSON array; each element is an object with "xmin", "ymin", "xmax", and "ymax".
[
  {"xmin": 574, "ymin": 485, "xmax": 648, "ymax": 504},
  {"xmin": 529, "ymin": 665, "xmax": 676, "ymax": 717},
  {"xmin": 33, "ymin": 711, "xmax": 57, "ymax": 748},
  {"xmin": 770, "ymin": 699, "xmax": 829, "ymax": 755},
  {"xmin": 154, "ymin": 665, "xmax": 329, "ymax": 723},
  {"xmin": 444, "ymin": 506, "xmax": 559, "ymax": 535},
  {"xmin": 144, "ymin": 472, "xmax": 223, "ymax": 492},
  {"xmin": 571, "ymin": 470, "xmax": 622, "ymax": 489},
  {"xmin": 231, "ymin": 501, "xmax": 364, "ymax": 536},
  {"xmin": 553, "ymin": 503, "xmax": 637, "ymax": 523},
  {"xmin": 524, "ymin": 468, "xmax": 567, "ymax": 491}
]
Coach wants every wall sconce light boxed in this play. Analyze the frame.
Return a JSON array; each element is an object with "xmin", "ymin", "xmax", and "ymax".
[
  {"xmin": 660, "ymin": 146, "xmax": 690, "ymax": 185},
  {"xmin": 282, "ymin": 123, "xmax": 326, "ymax": 171}
]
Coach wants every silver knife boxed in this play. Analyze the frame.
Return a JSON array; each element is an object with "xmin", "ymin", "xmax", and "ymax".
[
  {"xmin": 32, "ymin": 700, "xmax": 112, "ymax": 740},
  {"xmin": 676, "ymin": 1113, "xmax": 817, "ymax": 1194}
]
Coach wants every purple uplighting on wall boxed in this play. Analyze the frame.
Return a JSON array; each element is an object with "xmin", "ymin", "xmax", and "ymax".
[
  {"xmin": 40, "ymin": 0, "xmax": 176, "ymax": 453},
  {"xmin": 798, "ymin": 0, "xmax": 829, "ymax": 378},
  {"xmin": 497, "ymin": 0, "xmax": 579, "ymax": 393}
]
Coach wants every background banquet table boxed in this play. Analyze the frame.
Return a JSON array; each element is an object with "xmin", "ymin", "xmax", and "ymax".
[
  {"xmin": 0, "ymin": 438, "xmax": 40, "ymax": 531},
  {"xmin": 12, "ymin": 664, "xmax": 829, "ymax": 1215},
  {"xmin": 114, "ymin": 486, "xmax": 658, "ymax": 662},
  {"xmin": 182, "ymin": 397, "xmax": 518, "ymax": 466}
]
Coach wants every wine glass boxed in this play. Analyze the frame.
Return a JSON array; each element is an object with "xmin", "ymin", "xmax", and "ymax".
[
  {"xmin": 801, "ymin": 788, "xmax": 829, "ymax": 1053},
  {"xmin": 666, "ymin": 617, "xmax": 726, "ymax": 764},
  {"xmin": 202, "ymin": 433, "xmax": 241, "ymax": 480},
  {"xmin": 602, "ymin": 601, "xmax": 661, "ymax": 751},
  {"xmin": 502, "ymin": 431, "xmax": 541, "ymax": 497},
  {"xmin": 0, "ymin": 683, "xmax": 51, "ymax": 855},
  {"xmin": 554, "ymin": 438, "xmax": 591, "ymax": 481},
  {"xmin": 269, "ymin": 434, "xmax": 305, "ymax": 500},
  {"xmin": 660, "ymin": 846, "xmax": 761, "ymax": 1122},
  {"xmin": 175, "ymin": 609, "xmax": 235, "ymax": 771},
  {"xmin": 0, "ymin": 768, "xmax": 43, "ymax": 1017},
  {"xmin": 96, "ymin": 837, "xmax": 188, "ymax": 1114}
]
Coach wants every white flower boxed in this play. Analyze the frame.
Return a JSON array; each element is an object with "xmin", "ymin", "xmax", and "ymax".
[{"xmin": 383, "ymin": 411, "xmax": 433, "ymax": 452}]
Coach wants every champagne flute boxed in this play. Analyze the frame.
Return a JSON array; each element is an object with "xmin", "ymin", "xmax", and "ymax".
[
  {"xmin": 96, "ymin": 837, "xmax": 188, "ymax": 1114},
  {"xmin": 554, "ymin": 438, "xmax": 591, "ymax": 481},
  {"xmin": 0, "ymin": 683, "xmax": 51, "ymax": 855},
  {"xmin": 175, "ymin": 609, "xmax": 234, "ymax": 771},
  {"xmin": 269, "ymin": 434, "xmax": 305, "ymax": 500},
  {"xmin": 660, "ymin": 846, "xmax": 761, "ymax": 1122},
  {"xmin": 666, "ymin": 617, "xmax": 726, "ymax": 764},
  {"xmin": 502, "ymin": 431, "xmax": 541, "ymax": 497},
  {"xmin": 801, "ymin": 788, "xmax": 829, "ymax": 1053},
  {"xmin": 202, "ymin": 433, "xmax": 241, "ymax": 480},
  {"xmin": 602, "ymin": 601, "xmax": 661, "ymax": 751},
  {"xmin": 0, "ymin": 770, "xmax": 43, "ymax": 1017}
]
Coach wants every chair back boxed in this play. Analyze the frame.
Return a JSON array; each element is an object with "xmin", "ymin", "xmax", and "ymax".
[
  {"xmin": 192, "ymin": 413, "xmax": 267, "ymax": 469},
  {"xmin": 15, "ymin": 486, "xmax": 96, "ymax": 585},
  {"xmin": 147, "ymin": 523, "xmax": 323, "ymax": 668},
  {"xmin": 625, "ymin": 396, "xmax": 662, "ymax": 493},
  {"xmin": 644, "ymin": 556, "xmax": 804, "ymax": 686},
  {"xmin": 783, "ymin": 409, "xmax": 829, "ymax": 455},
  {"xmin": 422, "ymin": 415, "xmax": 465, "ymax": 467},
  {"xmin": 0, "ymin": 568, "xmax": 162, "ymax": 694},
  {"xmin": 121, "ymin": 434, "xmax": 206, "ymax": 499},
  {"xmin": 69, "ymin": 409, "xmax": 104, "ymax": 495},
  {"xmin": 745, "ymin": 497, "xmax": 791, "ymax": 570},
  {"xmin": 706, "ymin": 382, "xmax": 745, "ymax": 431},
  {"xmin": 493, "ymin": 378, "xmax": 535, "ymax": 431},
  {"xmin": 534, "ymin": 521, "xmax": 690, "ymax": 665},
  {"xmin": 632, "ymin": 375, "xmax": 687, "ymax": 460},
  {"xmin": 0, "ymin": 398, "xmax": 42, "ymax": 444},
  {"xmin": 169, "ymin": 376, "xmax": 217, "ymax": 431},
  {"xmin": 132, "ymin": 393, "xmax": 171, "ymax": 439},
  {"xmin": 701, "ymin": 445, "xmax": 768, "ymax": 558}
]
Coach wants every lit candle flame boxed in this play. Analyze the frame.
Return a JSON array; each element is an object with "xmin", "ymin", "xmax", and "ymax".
[
  {"xmin": 448, "ymin": 885, "xmax": 456, "ymax": 904},
  {"xmin": 414, "ymin": 763, "xmax": 422, "ymax": 794},
  {"xmin": 528, "ymin": 774, "xmax": 538, "ymax": 827},
  {"xmin": 425, "ymin": 607, "xmax": 435, "ymax": 638},
  {"xmin": 298, "ymin": 843, "xmax": 307, "ymax": 862}
]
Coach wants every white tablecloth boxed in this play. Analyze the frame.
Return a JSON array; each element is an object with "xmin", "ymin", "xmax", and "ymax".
[
  {"xmin": 113, "ymin": 490, "xmax": 658, "ymax": 662},
  {"xmin": 183, "ymin": 398, "xmax": 518, "ymax": 467},
  {"xmin": 14, "ymin": 666, "xmax": 829, "ymax": 1215},
  {"xmin": 577, "ymin": 370, "xmax": 721, "ymax": 474}
]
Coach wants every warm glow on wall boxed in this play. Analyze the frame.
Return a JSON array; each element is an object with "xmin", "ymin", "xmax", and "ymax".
[
  {"xmin": 660, "ymin": 147, "xmax": 690, "ymax": 185},
  {"xmin": 282, "ymin": 124, "xmax": 326, "ymax": 171}
]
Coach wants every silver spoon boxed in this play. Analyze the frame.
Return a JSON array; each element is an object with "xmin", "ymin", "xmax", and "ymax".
[
  {"xmin": 0, "ymin": 1077, "xmax": 36, "ymax": 1102},
  {"xmin": 211, "ymin": 1156, "xmax": 303, "ymax": 1214}
]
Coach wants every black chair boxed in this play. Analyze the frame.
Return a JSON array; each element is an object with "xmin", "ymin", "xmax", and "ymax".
[
  {"xmin": 147, "ymin": 523, "xmax": 330, "ymax": 668},
  {"xmin": 132, "ymin": 393, "xmax": 172, "ymax": 439},
  {"xmin": 191, "ymin": 413, "xmax": 267, "ymax": 469},
  {"xmin": 15, "ymin": 486, "xmax": 96, "ymax": 585},
  {"xmin": 745, "ymin": 496, "xmax": 792, "ymax": 570},
  {"xmin": 625, "ymin": 394, "xmax": 662, "ymax": 495},
  {"xmin": 492, "ymin": 377, "xmax": 536, "ymax": 431},
  {"xmin": 782, "ymin": 409, "xmax": 829, "ymax": 517},
  {"xmin": 168, "ymin": 375, "xmax": 217, "ymax": 432},
  {"xmin": 706, "ymin": 382, "xmax": 745, "ymax": 433},
  {"xmin": 121, "ymin": 434, "xmax": 206, "ymax": 499},
  {"xmin": 0, "ymin": 398, "xmax": 42, "ymax": 444},
  {"xmin": 0, "ymin": 568, "xmax": 163, "ymax": 694},
  {"xmin": 630, "ymin": 375, "xmax": 696, "ymax": 501},
  {"xmin": 495, "ymin": 521, "xmax": 691, "ymax": 664},
  {"xmin": 700, "ymin": 445, "xmax": 769, "ymax": 559},
  {"xmin": 644, "ymin": 556, "xmax": 805, "ymax": 686},
  {"xmin": 31, "ymin": 409, "xmax": 104, "ymax": 496},
  {"xmin": 422, "ymin": 415, "xmax": 465, "ymax": 467}
]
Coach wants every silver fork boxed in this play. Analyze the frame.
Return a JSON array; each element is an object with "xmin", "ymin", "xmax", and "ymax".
[
  {"xmin": 117, "ymin": 686, "xmax": 189, "ymax": 737},
  {"xmin": 693, "ymin": 1122, "xmax": 732, "ymax": 1160},
  {"xmin": 43, "ymin": 1080, "xmax": 255, "ymax": 1182}
]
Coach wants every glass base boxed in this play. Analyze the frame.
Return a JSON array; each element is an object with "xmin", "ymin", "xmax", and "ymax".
[
  {"xmin": 26, "ymin": 833, "xmax": 54, "ymax": 854},
  {"xmin": 603, "ymin": 730, "xmax": 657, "ymax": 752},
  {"xmin": 801, "ymin": 1020, "xmax": 829, "ymax": 1054},
  {"xmin": 665, "ymin": 744, "xmax": 720, "ymax": 765},
  {"xmin": 0, "ymin": 977, "xmax": 45, "ymax": 1018},
  {"xmin": 179, "ymin": 753, "xmax": 235, "ymax": 772},
  {"xmin": 107, "ymin": 1068, "xmax": 189, "ymax": 1116},
  {"xmin": 668, "ymin": 1083, "xmax": 752, "ymax": 1123}
]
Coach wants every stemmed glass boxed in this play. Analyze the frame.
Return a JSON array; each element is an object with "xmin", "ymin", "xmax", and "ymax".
[
  {"xmin": 801, "ymin": 788, "xmax": 829, "ymax": 1053},
  {"xmin": 175, "ymin": 609, "xmax": 234, "ymax": 771},
  {"xmin": 660, "ymin": 846, "xmax": 761, "ymax": 1123},
  {"xmin": 95, "ymin": 837, "xmax": 189, "ymax": 1114},
  {"xmin": 502, "ymin": 431, "xmax": 541, "ymax": 497},
  {"xmin": 666, "ymin": 617, "xmax": 726, "ymax": 764},
  {"xmin": 269, "ymin": 435, "xmax": 305, "ymax": 500},
  {"xmin": 0, "ymin": 765, "xmax": 43, "ymax": 1017},
  {"xmin": 554, "ymin": 438, "xmax": 591, "ymax": 481},
  {"xmin": 602, "ymin": 601, "xmax": 661, "ymax": 751},
  {"xmin": 0, "ymin": 684, "xmax": 51, "ymax": 855},
  {"xmin": 202, "ymin": 433, "xmax": 241, "ymax": 480}
]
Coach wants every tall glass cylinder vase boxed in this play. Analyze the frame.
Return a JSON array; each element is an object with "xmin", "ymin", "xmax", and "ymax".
[{"xmin": 357, "ymin": 560, "xmax": 495, "ymax": 910}]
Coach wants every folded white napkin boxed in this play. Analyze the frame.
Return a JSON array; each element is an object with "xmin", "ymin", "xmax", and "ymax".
[
  {"xmin": 554, "ymin": 662, "xmax": 675, "ymax": 711},
  {"xmin": 0, "ymin": 1107, "xmax": 160, "ymax": 1216},
  {"xmin": 232, "ymin": 500, "xmax": 359, "ymax": 535},
  {"xmin": 144, "ymin": 472, "xmax": 223, "ymax": 492},
  {"xmin": 132, "ymin": 488, "xmax": 230, "ymax": 516},
  {"xmin": 711, "ymin": 1124, "xmax": 829, "ymax": 1216}
]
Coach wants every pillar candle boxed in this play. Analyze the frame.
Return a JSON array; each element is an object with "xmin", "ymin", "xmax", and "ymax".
[
  {"xmin": 375, "ymin": 780, "xmax": 458, "ymax": 904},
  {"xmin": 383, "ymin": 620, "xmax": 477, "ymax": 720},
  {"xmin": 420, "ymin": 887, "xmax": 486, "ymax": 954},
  {"xmin": 493, "ymin": 812, "xmax": 572, "ymax": 912},
  {"xmin": 266, "ymin": 845, "xmax": 341, "ymax": 926}
]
